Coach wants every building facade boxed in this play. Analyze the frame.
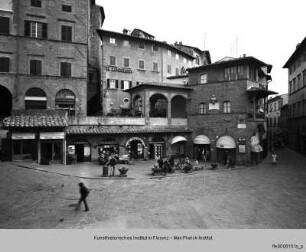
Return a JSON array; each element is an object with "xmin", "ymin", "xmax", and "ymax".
[
  {"xmin": 187, "ymin": 56, "xmax": 275, "ymax": 165},
  {"xmin": 0, "ymin": 0, "xmax": 104, "ymax": 163},
  {"xmin": 267, "ymin": 94, "xmax": 288, "ymax": 149},
  {"xmin": 283, "ymin": 37, "xmax": 306, "ymax": 154}
]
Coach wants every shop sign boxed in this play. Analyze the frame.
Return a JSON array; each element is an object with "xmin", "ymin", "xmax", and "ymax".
[
  {"xmin": 12, "ymin": 133, "xmax": 35, "ymax": 140},
  {"xmin": 40, "ymin": 132, "xmax": 64, "ymax": 139},
  {"xmin": 106, "ymin": 66, "xmax": 132, "ymax": 74},
  {"xmin": 239, "ymin": 145, "xmax": 246, "ymax": 153}
]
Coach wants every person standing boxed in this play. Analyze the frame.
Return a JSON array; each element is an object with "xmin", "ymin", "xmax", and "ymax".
[
  {"xmin": 76, "ymin": 182, "xmax": 90, "ymax": 212},
  {"xmin": 108, "ymin": 153, "xmax": 117, "ymax": 176},
  {"xmin": 272, "ymin": 153, "xmax": 278, "ymax": 166}
]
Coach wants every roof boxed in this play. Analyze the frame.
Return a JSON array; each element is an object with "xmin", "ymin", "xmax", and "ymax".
[
  {"xmin": 131, "ymin": 28, "xmax": 155, "ymax": 39},
  {"xmin": 97, "ymin": 29, "xmax": 195, "ymax": 60},
  {"xmin": 283, "ymin": 37, "xmax": 306, "ymax": 68},
  {"xmin": 245, "ymin": 87, "xmax": 277, "ymax": 98},
  {"xmin": 3, "ymin": 110, "xmax": 68, "ymax": 128},
  {"xmin": 188, "ymin": 56, "xmax": 272, "ymax": 73},
  {"xmin": 173, "ymin": 43, "xmax": 212, "ymax": 64},
  {"xmin": 67, "ymin": 126, "xmax": 191, "ymax": 135},
  {"xmin": 124, "ymin": 82, "xmax": 193, "ymax": 92}
]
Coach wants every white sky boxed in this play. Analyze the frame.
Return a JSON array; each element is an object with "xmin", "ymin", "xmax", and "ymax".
[{"xmin": 97, "ymin": 0, "xmax": 306, "ymax": 95}]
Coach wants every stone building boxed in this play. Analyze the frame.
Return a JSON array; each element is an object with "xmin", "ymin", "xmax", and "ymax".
[
  {"xmin": 0, "ymin": 0, "xmax": 104, "ymax": 163},
  {"xmin": 187, "ymin": 56, "xmax": 275, "ymax": 165},
  {"xmin": 283, "ymin": 37, "xmax": 306, "ymax": 154},
  {"xmin": 267, "ymin": 94, "xmax": 288, "ymax": 149}
]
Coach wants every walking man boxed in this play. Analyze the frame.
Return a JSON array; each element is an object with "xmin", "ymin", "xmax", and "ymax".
[{"xmin": 76, "ymin": 182, "xmax": 90, "ymax": 212}]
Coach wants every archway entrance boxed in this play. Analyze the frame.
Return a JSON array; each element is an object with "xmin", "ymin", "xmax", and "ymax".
[
  {"xmin": 193, "ymin": 135, "xmax": 211, "ymax": 161},
  {"xmin": 0, "ymin": 85, "xmax": 12, "ymax": 117},
  {"xmin": 216, "ymin": 136, "xmax": 236, "ymax": 165},
  {"xmin": 126, "ymin": 137, "xmax": 145, "ymax": 159}
]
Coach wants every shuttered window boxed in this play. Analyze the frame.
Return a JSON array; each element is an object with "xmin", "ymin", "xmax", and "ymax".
[
  {"xmin": 0, "ymin": 17, "xmax": 10, "ymax": 34},
  {"xmin": 0, "ymin": 57, "xmax": 10, "ymax": 72},
  {"xmin": 61, "ymin": 25, "xmax": 72, "ymax": 42},
  {"xmin": 60, "ymin": 62, "xmax": 71, "ymax": 77},
  {"xmin": 30, "ymin": 60, "xmax": 42, "ymax": 75},
  {"xmin": 24, "ymin": 21, "xmax": 47, "ymax": 38}
]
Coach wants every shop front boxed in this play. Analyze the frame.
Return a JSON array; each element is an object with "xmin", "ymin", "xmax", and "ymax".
[
  {"xmin": 67, "ymin": 139, "xmax": 91, "ymax": 163},
  {"xmin": 149, "ymin": 137, "xmax": 166, "ymax": 159},
  {"xmin": 98, "ymin": 138, "xmax": 119, "ymax": 155},
  {"xmin": 171, "ymin": 135, "xmax": 187, "ymax": 157},
  {"xmin": 40, "ymin": 132, "xmax": 65, "ymax": 164},
  {"xmin": 193, "ymin": 135, "xmax": 211, "ymax": 161},
  {"xmin": 126, "ymin": 137, "xmax": 145, "ymax": 159},
  {"xmin": 216, "ymin": 135, "xmax": 236, "ymax": 165},
  {"xmin": 11, "ymin": 132, "xmax": 37, "ymax": 161}
]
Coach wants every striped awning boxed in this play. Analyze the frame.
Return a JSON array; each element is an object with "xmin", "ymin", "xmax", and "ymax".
[{"xmin": 193, "ymin": 135, "xmax": 210, "ymax": 144}]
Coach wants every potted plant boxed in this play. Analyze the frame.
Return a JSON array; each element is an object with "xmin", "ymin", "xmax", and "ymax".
[{"xmin": 118, "ymin": 167, "xmax": 129, "ymax": 177}]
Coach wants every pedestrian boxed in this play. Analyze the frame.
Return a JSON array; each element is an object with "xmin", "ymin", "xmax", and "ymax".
[
  {"xmin": 108, "ymin": 153, "xmax": 117, "ymax": 176},
  {"xmin": 76, "ymin": 182, "xmax": 90, "ymax": 212},
  {"xmin": 271, "ymin": 153, "xmax": 278, "ymax": 166}
]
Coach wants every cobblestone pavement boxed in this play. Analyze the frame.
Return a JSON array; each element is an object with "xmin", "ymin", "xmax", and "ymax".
[{"xmin": 0, "ymin": 148, "xmax": 306, "ymax": 229}]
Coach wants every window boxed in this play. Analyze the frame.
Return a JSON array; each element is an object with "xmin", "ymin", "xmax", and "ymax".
[
  {"xmin": 31, "ymin": 0, "xmax": 41, "ymax": 7},
  {"xmin": 123, "ymin": 57, "xmax": 130, "ymax": 68},
  {"xmin": 25, "ymin": 88, "xmax": 47, "ymax": 109},
  {"xmin": 223, "ymin": 101, "xmax": 231, "ymax": 113},
  {"xmin": 55, "ymin": 89, "xmax": 75, "ymax": 116},
  {"xmin": 121, "ymin": 80, "xmax": 132, "ymax": 90},
  {"xmin": 167, "ymin": 50, "xmax": 171, "ymax": 56},
  {"xmin": 0, "ymin": 57, "xmax": 9, "ymax": 72},
  {"xmin": 107, "ymin": 79, "xmax": 118, "ymax": 89},
  {"xmin": 292, "ymin": 78, "xmax": 296, "ymax": 92},
  {"xmin": 123, "ymin": 40, "xmax": 129, "ymax": 47},
  {"xmin": 110, "ymin": 38, "xmax": 116, "ymax": 44},
  {"xmin": 60, "ymin": 62, "xmax": 71, "ymax": 77},
  {"xmin": 199, "ymin": 103, "xmax": 206, "ymax": 114},
  {"xmin": 152, "ymin": 62, "xmax": 158, "ymax": 72},
  {"xmin": 30, "ymin": 60, "xmax": 42, "ymax": 75},
  {"xmin": 297, "ymin": 74, "xmax": 301, "ymax": 89},
  {"xmin": 138, "ymin": 60, "xmax": 145, "ymax": 70},
  {"xmin": 62, "ymin": 5, "xmax": 72, "ymax": 12},
  {"xmin": 61, "ymin": 25, "xmax": 72, "ymax": 42},
  {"xmin": 152, "ymin": 45, "xmax": 158, "ymax": 52},
  {"xmin": 199, "ymin": 74, "xmax": 207, "ymax": 84},
  {"xmin": 110, "ymin": 56, "xmax": 116, "ymax": 66},
  {"xmin": 303, "ymin": 70, "xmax": 306, "ymax": 87},
  {"xmin": 138, "ymin": 43, "xmax": 145, "ymax": 49},
  {"xmin": 289, "ymin": 81, "xmax": 292, "ymax": 94},
  {"xmin": 195, "ymin": 55, "xmax": 200, "ymax": 65},
  {"xmin": 176, "ymin": 54, "xmax": 179, "ymax": 60},
  {"xmin": 183, "ymin": 58, "xmax": 186, "ymax": 64},
  {"xmin": 175, "ymin": 67, "xmax": 179, "ymax": 76},
  {"xmin": 167, "ymin": 64, "xmax": 171, "ymax": 74},
  {"xmin": 0, "ymin": 17, "xmax": 10, "ymax": 34},
  {"xmin": 25, "ymin": 21, "xmax": 47, "ymax": 38}
]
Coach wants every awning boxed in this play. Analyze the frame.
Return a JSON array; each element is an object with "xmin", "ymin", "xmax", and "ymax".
[
  {"xmin": 245, "ymin": 88, "xmax": 277, "ymax": 98},
  {"xmin": 171, "ymin": 136, "xmax": 187, "ymax": 144},
  {"xmin": 216, "ymin": 136, "xmax": 236, "ymax": 148},
  {"xmin": 193, "ymin": 135, "xmax": 210, "ymax": 144}
]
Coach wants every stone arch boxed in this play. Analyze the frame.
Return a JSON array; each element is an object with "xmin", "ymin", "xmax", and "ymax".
[
  {"xmin": 0, "ymin": 85, "xmax": 12, "ymax": 117},
  {"xmin": 149, "ymin": 93, "xmax": 168, "ymax": 117},
  {"xmin": 171, "ymin": 95, "xmax": 186, "ymax": 118},
  {"xmin": 55, "ymin": 89, "xmax": 76, "ymax": 116}
]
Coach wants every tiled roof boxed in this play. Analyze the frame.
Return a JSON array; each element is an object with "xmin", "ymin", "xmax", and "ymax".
[
  {"xmin": 67, "ymin": 126, "xmax": 191, "ymax": 135},
  {"xmin": 3, "ymin": 110, "xmax": 68, "ymax": 128}
]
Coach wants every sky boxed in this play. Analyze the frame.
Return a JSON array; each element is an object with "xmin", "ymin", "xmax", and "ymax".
[{"xmin": 97, "ymin": 0, "xmax": 306, "ymax": 95}]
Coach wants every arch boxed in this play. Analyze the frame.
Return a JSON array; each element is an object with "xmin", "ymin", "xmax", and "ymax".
[
  {"xmin": 171, "ymin": 95, "xmax": 186, "ymax": 118},
  {"xmin": 216, "ymin": 135, "xmax": 236, "ymax": 148},
  {"xmin": 125, "ymin": 137, "xmax": 146, "ymax": 147},
  {"xmin": 126, "ymin": 137, "xmax": 145, "ymax": 159},
  {"xmin": 55, "ymin": 89, "xmax": 76, "ymax": 116},
  {"xmin": 149, "ymin": 93, "xmax": 168, "ymax": 117},
  {"xmin": 216, "ymin": 135, "xmax": 236, "ymax": 165},
  {"xmin": 25, "ymin": 87, "xmax": 47, "ymax": 110},
  {"xmin": 0, "ymin": 85, "xmax": 12, "ymax": 117}
]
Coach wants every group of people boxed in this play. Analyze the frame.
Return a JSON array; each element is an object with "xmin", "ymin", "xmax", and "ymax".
[{"xmin": 99, "ymin": 151, "xmax": 117, "ymax": 176}]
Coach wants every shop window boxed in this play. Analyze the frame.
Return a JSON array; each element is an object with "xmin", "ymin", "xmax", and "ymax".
[
  {"xmin": 60, "ymin": 62, "xmax": 71, "ymax": 77},
  {"xmin": 55, "ymin": 89, "xmax": 75, "ymax": 116},
  {"xmin": 30, "ymin": 60, "xmax": 42, "ymax": 75},
  {"xmin": 61, "ymin": 25, "xmax": 72, "ymax": 42},
  {"xmin": 0, "ymin": 17, "xmax": 10, "ymax": 34},
  {"xmin": 25, "ymin": 87, "xmax": 47, "ymax": 109},
  {"xmin": 223, "ymin": 101, "xmax": 231, "ymax": 113},
  {"xmin": 0, "ymin": 57, "xmax": 9, "ymax": 72},
  {"xmin": 25, "ymin": 21, "xmax": 47, "ymax": 38}
]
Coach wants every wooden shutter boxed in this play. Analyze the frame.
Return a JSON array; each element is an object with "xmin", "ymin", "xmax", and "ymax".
[
  {"xmin": 0, "ymin": 17, "xmax": 10, "ymax": 34},
  {"xmin": 25, "ymin": 21, "xmax": 30, "ymax": 36},
  {"xmin": 121, "ymin": 80, "xmax": 124, "ymax": 90},
  {"xmin": 107, "ymin": 79, "xmax": 110, "ymax": 88},
  {"xmin": 115, "ymin": 80, "xmax": 119, "ymax": 89},
  {"xmin": 0, "ymin": 58, "xmax": 9, "ymax": 72},
  {"xmin": 129, "ymin": 81, "xmax": 132, "ymax": 88},
  {"xmin": 42, "ymin": 23, "xmax": 47, "ymax": 38}
]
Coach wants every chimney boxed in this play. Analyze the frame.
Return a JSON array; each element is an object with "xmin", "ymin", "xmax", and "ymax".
[
  {"xmin": 179, "ymin": 41, "xmax": 182, "ymax": 45},
  {"xmin": 243, "ymin": 54, "xmax": 246, "ymax": 58},
  {"xmin": 123, "ymin": 29, "xmax": 128, "ymax": 35}
]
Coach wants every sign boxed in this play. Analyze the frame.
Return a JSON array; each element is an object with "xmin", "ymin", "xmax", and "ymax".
[
  {"xmin": 239, "ymin": 145, "xmax": 246, "ymax": 153},
  {"xmin": 40, "ymin": 132, "xmax": 64, "ymax": 140},
  {"xmin": 68, "ymin": 145, "xmax": 75, "ymax": 155},
  {"xmin": 237, "ymin": 124, "xmax": 246, "ymax": 129},
  {"xmin": 209, "ymin": 102, "xmax": 219, "ymax": 110},
  {"xmin": 12, "ymin": 133, "xmax": 35, "ymax": 140},
  {"xmin": 106, "ymin": 66, "xmax": 132, "ymax": 74}
]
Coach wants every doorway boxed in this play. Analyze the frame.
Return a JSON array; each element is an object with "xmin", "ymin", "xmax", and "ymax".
[
  {"xmin": 41, "ymin": 140, "xmax": 62, "ymax": 164},
  {"xmin": 129, "ymin": 140, "xmax": 144, "ymax": 159}
]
